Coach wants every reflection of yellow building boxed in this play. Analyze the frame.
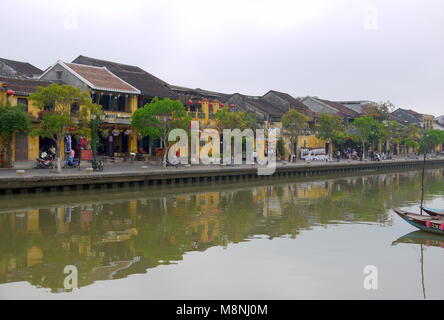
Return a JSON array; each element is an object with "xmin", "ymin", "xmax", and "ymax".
[{"xmin": 27, "ymin": 247, "xmax": 43, "ymax": 268}]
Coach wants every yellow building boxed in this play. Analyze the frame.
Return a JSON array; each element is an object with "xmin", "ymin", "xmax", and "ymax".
[
  {"xmin": 0, "ymin": 76, "xmax": 53, "ymax": 162},
  {"xmin": 40, "ymin": 61, "xmax": 141, "ymax": 157}
]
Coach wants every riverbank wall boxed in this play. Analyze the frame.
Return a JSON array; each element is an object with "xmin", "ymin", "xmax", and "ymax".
[{"xmin": 0, "ymin": 159, "xmax": 443, "ymax": 195}]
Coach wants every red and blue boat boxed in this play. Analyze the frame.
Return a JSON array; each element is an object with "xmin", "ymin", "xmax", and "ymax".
[{"xmin": 393, "ymin": 208, "xmax": 444, "ymax": 235}]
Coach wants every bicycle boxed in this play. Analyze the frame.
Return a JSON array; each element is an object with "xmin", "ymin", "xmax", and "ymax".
[{"xmin": 92, "ymin": 157, "xmax": 104, "ymax": 172}]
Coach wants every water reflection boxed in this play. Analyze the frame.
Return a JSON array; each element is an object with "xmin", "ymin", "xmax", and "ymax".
[{"xmin": 0, "ymin": 169, "xmax": 443, "ymax": 293}]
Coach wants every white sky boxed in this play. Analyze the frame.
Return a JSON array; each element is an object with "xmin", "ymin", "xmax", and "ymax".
[{"xmin": 2, "ymin": 0, "xmax": 443, "ymax": 115}]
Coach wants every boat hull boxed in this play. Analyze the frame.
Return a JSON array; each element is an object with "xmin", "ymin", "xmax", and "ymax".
[
  {"xmin": 421, "ymin": 207, "xmax": 444, "ymax": 218},
  {"xmin": 393, "ymin": 208, "xmax": 444, "ymax": 235}
]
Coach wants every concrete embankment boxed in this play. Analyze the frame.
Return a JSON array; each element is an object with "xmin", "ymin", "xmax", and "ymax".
[{"xmin": 0, "ymin": 159, "xmax": 442, "ymax": 195}]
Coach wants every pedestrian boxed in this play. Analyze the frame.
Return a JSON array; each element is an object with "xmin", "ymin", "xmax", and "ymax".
[{"xmin": 336, "ymin": 150, "xmax": 341, "ymax": 162}]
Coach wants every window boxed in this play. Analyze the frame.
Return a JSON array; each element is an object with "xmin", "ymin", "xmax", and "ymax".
[{"xmin": 56, "ymin": 71, "xmax": 63, "ymax": 80}]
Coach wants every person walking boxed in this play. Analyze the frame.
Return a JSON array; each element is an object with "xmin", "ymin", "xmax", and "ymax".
[{"xmin": 336, "ymin": 150, "xmax": 341, "ymax": 162}]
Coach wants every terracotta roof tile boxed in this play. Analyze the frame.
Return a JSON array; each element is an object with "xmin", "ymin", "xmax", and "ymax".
[{"xmin": 64, "ymin": 62, "xmax": 140, "ymax": 94}]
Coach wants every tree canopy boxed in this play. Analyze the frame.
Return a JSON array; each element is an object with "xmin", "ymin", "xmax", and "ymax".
[
  {"xmin": 281, "ymin": 109, "xmax": 309, "ymax": 143},
  {"xmin": 0, "ymin": 104, "xmax": 32, "ymax": 167}
]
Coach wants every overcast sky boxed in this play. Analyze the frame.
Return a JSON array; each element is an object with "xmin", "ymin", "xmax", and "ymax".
[{"xmin": 2, "ymin": 0, "xmax": 443, "ymax": 115}]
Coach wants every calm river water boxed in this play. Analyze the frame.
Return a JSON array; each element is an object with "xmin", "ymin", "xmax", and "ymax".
[{"xmin": 1, "ymin": 168, "xmax": 444, "ymax": 300}]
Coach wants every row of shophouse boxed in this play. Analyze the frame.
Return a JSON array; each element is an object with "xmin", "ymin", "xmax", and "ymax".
[{"xmin": 0, "ymin": 55, "xmax": 443, "ymax": 163}]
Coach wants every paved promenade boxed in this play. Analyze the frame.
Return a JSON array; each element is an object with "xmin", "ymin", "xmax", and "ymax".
[{"xmin": 0, "ymin": 156, "xmax": 442, "ymax": 179}]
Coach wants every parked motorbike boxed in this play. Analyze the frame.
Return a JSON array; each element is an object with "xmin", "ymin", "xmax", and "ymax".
[{"xmin": 36, "ymin": 152, "xmax": 55, "ymax": 169}]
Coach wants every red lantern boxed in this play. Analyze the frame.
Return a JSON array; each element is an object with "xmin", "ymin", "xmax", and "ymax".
[
  {"xmin": 198, "ymin": 101, "xmax": 203, "ymax": 105},
  {"xmin": 188, "ymin": 99, "xmax": 193, "ymax": 105},
  {"xmin": 220, "ymin": 103, "xmax": 225, "ymax": 107},
  {"xmin": 6, "ymin": 90, "xmax": 14, "ymax": 96},
  {"xmin": 69, "ymin": 127, "xmax": 76, "ymax": 132},
  {"xmin": 230, "ymin": 104, "xmax": 235, "ymax": 109}
]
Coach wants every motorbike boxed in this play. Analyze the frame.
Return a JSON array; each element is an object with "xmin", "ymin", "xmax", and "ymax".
[{"xmin": 36, "ymin": 152, "xmax": 55, "ymax": 169}]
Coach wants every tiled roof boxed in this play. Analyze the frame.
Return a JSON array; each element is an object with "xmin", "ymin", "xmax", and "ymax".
[
  {"xmin": 64, "ymin": 62, "xmax": 140, "ymax": 94},
  {"xmin": 0, "ymin": 76, "xmax": 52, "ymax": 96},
  {"xmin": 266, "ymin": 90, "xmax": 309, "ymax": 112},
  {"xmin": 72, "ymin": 55, "xmax": 176, "ymax": 98},
  {"xmin": 0, "ymin": 58, "xmax": 43, "ymax": 78},
  {"xmin": 391, "ymin": 108, "xmax": 422, "ymax": 124},
  {"xmin": 236, "ymin": 94, "xmax": 283, "ymax": 117},
  {"xmin": 170, "ymin": 85, "xmax": 231, "ymax": 102},
  {"xmin": 317, "ymin": 99, "xmax": 359, "ymax": 117}
]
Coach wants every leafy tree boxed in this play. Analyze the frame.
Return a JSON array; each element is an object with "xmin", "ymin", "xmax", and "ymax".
[
  {"xmin": 419, "ymin": 130, "xmax": 444, "ymax": 154},
  {"xmin": 29, "ymin": 84, "xmax": 101, "ymax": 172},
  {"xmin": 131, "ymin": 97, "xmax": 191, "ymax": 166},
  {"xmin": 0, "ymin": 104, "xmax": 32, "ymax": 168},
  {"xmin": 400, "ymin": 124, "xmax": 420, "ymax": 155},
  {"xmin": 281, "ymin": 109, "xmax": 309, "ymax": 160},
  {"xmin": 364, "ymin": 101, "xmax": 394, "ymax": 122},
  {"xmin": 349, "ymin": 116, "xmax": 378, "ymax": 160},
  {"xmin": 316, "ymin": 114, "xmax": 346, "ymax": 160},
  {"xmin": 383, "ymin": 121, "xmax": 403, "ymax": 154},
  {"xmin": 214, "ymin": 107, "xmax": 257, "ymax": 131}
]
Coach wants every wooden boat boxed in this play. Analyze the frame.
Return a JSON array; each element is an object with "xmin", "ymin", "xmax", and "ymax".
[
  {"xmin": 421, "ymin": 207, "xmax": 444, "ymax": 218},
  {"xmin": 393, "ymin": 208, "xmax": 444, "ymax": 235}
]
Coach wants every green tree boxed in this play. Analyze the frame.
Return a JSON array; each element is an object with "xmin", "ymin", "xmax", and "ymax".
[
  {"xmin": 0, "ymin": 104, "xmax": 32, "ymax": 168},
  {"xmin": 281, "ymin": 109, "xmax": 309, "ymax": 161},
  {"xmin": 29, "ymin": 84, "xmax": 101, "ymax": 172},
  {"xmin": 419, "ymin": 130, "xmax": 444, "ymax": 154},
  {"xmin": 214, "ymin": 107, "xmax": 257, "ymax": 131},
  {"xmin": 349, "ymin": 116, "xmax": 378, "ymax": 160},
  {"xmin": 131, "ymin": 97, "xmax": 191, "ymax": 166},
  {"xmin": 316, "ymin": 114, "xmax": 346, "ymax": 160},
  {"xmin": 400, "ymin": 124, "xmax": 420, "ymax": 155}
]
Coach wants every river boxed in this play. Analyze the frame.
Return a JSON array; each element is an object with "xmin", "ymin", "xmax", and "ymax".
[{"xmin": 0, "ymin": 168, "xmax": 443, "ymax": 299}]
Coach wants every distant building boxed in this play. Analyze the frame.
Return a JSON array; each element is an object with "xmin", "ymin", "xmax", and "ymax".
[
  {"xmin": 262, "ymin": 90, "xmax": 310, "ymax": 115},
  {"xmin": 40, "ymin": 60, "xmax": 141, "ymax": 157},
  {"xmin": 72, "ymin": 55, "xmax": 178, "ymax": 105},
  {"xmin": 225, "ymin": 93, "xmax": 283, "ymax": 125},
  {"xmin": 0, "ymin": 57, "xmax": 43, "ymax": 79},
  {"xmin": 169, "ymin": 85, "xmax": 230, "ymax": 129},
  {"xmin": 335, "ymin": 100, "xmax": 376, "ymax": 114},
  {"xmin": 391, "ymin": 108, "xmax": 435, "ymax": 130},
  {"xmin": 299, "ymin": 97, "xmax": 359, "ymax": 122}
]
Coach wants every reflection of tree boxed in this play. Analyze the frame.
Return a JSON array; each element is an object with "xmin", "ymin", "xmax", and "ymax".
[{"xmin": 0, "ymin": 169, "xmax": 443, "ymax": 292}]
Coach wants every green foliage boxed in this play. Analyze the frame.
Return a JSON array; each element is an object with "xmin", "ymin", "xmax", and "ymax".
[
  {"xmin": 364, "ymin": 101, "xmax": 394, "ymax": 121},
  {"xmin": 277, "ymin": 138, "xmax": 285, "ymax": 158},
  {"xmin": 29, "ymin": 83, "xmax": 101, "ymax": 171},
  {"xmin": 0, "ymin": 104, "xmax": 32, "ymax": 167},
  {"xmin": 349, "ymin": 116, "xmax": 378, "ymax": 144},
  {"xmin": 214, "ymin": 107, "xmax": 258, "ymax": 131},
  {"xmin": 419, "ymin": 130, "xmax": 444, "ymax": 153},
  {"xmin": 30, "ymin": 84, "xmax": 100, "ymax": 141},
  {"xmin": 0, "ymin": 104, "xmax": 32, "ymax": 138},
  {"xmin": 131, "ymin": 97, "xmax": 191, "ymax": 145},
  {"xmin": 316, "ymin": 114, "xmax": 345, "ymax": 145},
  {"xmin": 281, "ymin": 109, "xmax": 309, "ymax": 143}
]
